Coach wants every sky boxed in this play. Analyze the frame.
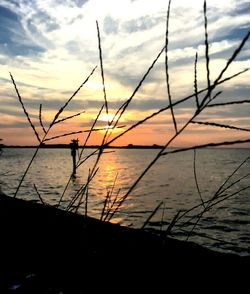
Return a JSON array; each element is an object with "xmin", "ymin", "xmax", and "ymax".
[{"xmin": 0, "ymin": 0, "xmax": 249, "ymax": 147}]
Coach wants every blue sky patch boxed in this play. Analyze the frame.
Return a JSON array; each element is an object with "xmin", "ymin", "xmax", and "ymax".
[{"xmin": 0, "ymin": 5, "xmax": 45, "ymax": 56}]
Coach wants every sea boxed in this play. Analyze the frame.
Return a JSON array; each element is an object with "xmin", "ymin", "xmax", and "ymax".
[{"xmin": 0, "ymin": 147, "xmax": 249, "ymax": 256}]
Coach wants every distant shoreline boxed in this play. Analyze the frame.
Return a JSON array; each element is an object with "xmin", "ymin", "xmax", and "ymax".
[
  {"xmin": 2, "ymin": 144, "xmax": 249, "ymax": 150},
  {"xmin": 2, "ymin": 144, "xmax": 164, "ymax": 149}
]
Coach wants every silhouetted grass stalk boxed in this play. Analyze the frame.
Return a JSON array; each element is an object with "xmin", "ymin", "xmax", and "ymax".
[
  {"xmin": 193, "ymin": 149, "xmax": 205, "ymax": 208},
  {"xmin": 39, "ymin": 104, "xmax": 47, "ymax": 135},
  {"xmin": 9, "ymin": 0, "xmax": 250, "ymax": 250},
  {"xmin": 96, "ymin": 21, "xmax": 109, "ymax": 119},
  {"xmin": 141, "ymin": 201, "xmax": 163, "ymax": 229},
  {"xmin": 33, "ymin": 183, "xmax": 46, "ymax": 205},
  {"xmin": 104, "ymin": 68, "xmax": 248, "ymax": 148},
  {"xmin": 57, "ymin": 105, "xmax": 104, "ymax": 206},
  {"xmin": 191, "ymin": 121, "xmax": 250, "ymax": 132},
  {"xmin": 167, "ymin": 156, "xmax": 250, "ymax": 238},
  {"xmin": 203, "ymin": 0, "xmax": 211, "ymax": 101},
  {"xmin": 11, "ymin": 67, "xmax": 97, "ymax": 198},
  {"xmin": 165, "ymin": 0, "xmax": 177, "ymax": 133},
  {"xmin": 105, "ymin": 5, "xmax": 250, "ymax": 228},
  {"xmin": 194, "ymin": 52, "xmax": 200, "ymax": 110}
]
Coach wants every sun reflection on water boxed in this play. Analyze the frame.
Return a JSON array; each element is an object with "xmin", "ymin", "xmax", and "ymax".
[{"xmin": 2, "ymin": 148, "xmax": 250, "ymax": 254}]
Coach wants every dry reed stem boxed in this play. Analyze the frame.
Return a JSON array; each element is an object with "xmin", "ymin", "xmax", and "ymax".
[
  {"xmin": 193, "ymin": 149, "xmax": 205, "ymax": 208},
  {"xmin": 110, "ymin": 45, "xmax": 166, "ymax": 133},
  {"xmin": 96, "ymin": 21, "xmax": 109, "ymax": 118},
  {"xmin": 191, "ymin": 121, "xmax": 250, "ymax": 132},
  {"xmin": 107, "ymin": 20, "xmax": 250, "ymax": 221},
  {"xmin": 165, "ymin": 0, "xmax": 177, "ymax": 133},
  {"xmin": 169, "ymin": 156, "xmax": 249, "ymax": 235},
  {"xmin": 103, "ymin": 188, "xmax": 121, "ymax": 221},
  {"xmin": 199, "ymin": 31, "xmax": 250, "ymax": 109},
  {"xmin": 194, "ymin": 52, "xmax": 199, "ymax": 110},
  {"xmin": 50, "ymin": 66, "xmax": 97, "ymax": 128},
  {"xmin": 164, "ymin": 211, "xmax": 181, "ymax": 236},
  {"xmin": 53, "ymin": 110, "xmax": 85, "ymax": 125},
  {"xmin": 108, "ymin": 95, "xmax": 217, "ymax": 220},
  {"xmin": 105, "ymin": 68, "xmax": 248, "ymax": 148},
  {"xmin": 43, "ymin": 125, "xmax": 124, "ymax": 142},
  {"xmin": 207, "ymin": 99, "xmax": 250, "ymax": 107},
  {"xmin": 203, "ymin": 0, "xmax": 211, "ymax": 101},
  {"xmin": 161, "ymin": 139, "xmax": 250, "ymax": 156},
  {"xmin": 39, "ymin": 104, "xmax": 47, "ymax": 134},
  {"xmin": 12, "ymin": 68, "xmax": 96, "ymax": 198},
  {"xmin": 212, "ymin": 156, "xmax": 250, "ymax": 199},
  {"xmin": 10, "ymin": 73, "xmax": 41, "ymax": 143},
  {"xmin": 10, "ymin": 0, "xmax": 250, "ymax": 250},
  {"xmin": 33, "ymin": 184, "xmax": 46, "ymax": 205},
  {"xmin": 100, "ymin": 173, "xmax": 118, "ymax": 221},
  {"xmin": 141, "ymin": 201, "xmax": 163, "ymax": 229}
]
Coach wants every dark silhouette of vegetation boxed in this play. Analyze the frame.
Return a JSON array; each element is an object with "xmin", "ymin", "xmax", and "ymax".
[{"xmin": 6, "ymin": 0, "xmax": 250, "ymax": 252}]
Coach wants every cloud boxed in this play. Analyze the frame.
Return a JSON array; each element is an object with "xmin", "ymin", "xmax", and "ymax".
[
  {"xmin": 103, "ymin": 16, "xmax": 119, "ymax": 35},
  {"xmin": 0, "ymin": 5, "xmax": 45, "ymax": 56},
  {"xmin": 231, "ymin": 1, "xmax": 250, "ymax": 16},
  {"xmin": 72, "ymin": 0, "xmax": 89, "ymax": 8},
  {"xmin": 0, "ymin": 121, "xmax": 29, "ymax": 128},
  {"xmin": 0, "ymin": 0, "xmax": 249, "ymax": 145},
  {"xmin": 122, "ymin": 15, "xmax": 163, "ymax": 34}
]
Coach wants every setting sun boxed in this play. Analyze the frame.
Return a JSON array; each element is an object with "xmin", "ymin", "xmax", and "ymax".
[
  {"xmin": 0, "ymin": 0, "xmax": 249, "ymax": 148},
  {"xmin": 0, "ymin": 2, "xmax": 249, "ymax": 291},
  {"xmin": 99, "ymin": 113, "xmax": 116, "ymax": 123}
]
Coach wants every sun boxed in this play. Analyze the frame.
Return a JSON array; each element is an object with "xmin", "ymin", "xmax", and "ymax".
[
  {"xmin": 99, "ymin": 113, "xmax": 116, "ymax": 123},
  {"xmin": 98, "ymin": 112, "xmax": 125, "ymax": 134}
]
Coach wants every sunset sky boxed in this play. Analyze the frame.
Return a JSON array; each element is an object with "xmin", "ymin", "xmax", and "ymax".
[{"xmin": 0, "ymin": 0, "xmax": 249, "ymax": 147}]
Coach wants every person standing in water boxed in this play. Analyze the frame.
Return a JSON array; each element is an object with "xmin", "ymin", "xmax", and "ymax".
[{"xmin": 70, "ymin": 139, "xmax": 79, "ymax": 176}]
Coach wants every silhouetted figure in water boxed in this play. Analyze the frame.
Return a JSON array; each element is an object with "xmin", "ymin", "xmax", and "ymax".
[
  {"xmin": 0, "ymin": 139, "xmax": 3, "ymax": 155},
  {"xmin": 70, "ymin": 139, "xmax": 79, "ymax": 176}
]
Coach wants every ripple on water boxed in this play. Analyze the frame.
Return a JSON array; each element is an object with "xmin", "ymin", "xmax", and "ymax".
[{"xmin": 1, "ymin": 148, "xmax": 249, "ymax": 255}]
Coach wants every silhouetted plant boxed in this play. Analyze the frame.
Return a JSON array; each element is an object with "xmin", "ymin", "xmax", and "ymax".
[{"xmin": 9, "ymin": 0, "xmax": 250, "ymax": 251}]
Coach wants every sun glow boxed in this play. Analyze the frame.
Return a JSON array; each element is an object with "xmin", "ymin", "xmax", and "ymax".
[
  {"xmin": 99, "ymin": 113, "xmax": 116, "ymax": 123},
  {"xmin": 97, "ymin": 112, "xmax": 126, "ymax": 135}
]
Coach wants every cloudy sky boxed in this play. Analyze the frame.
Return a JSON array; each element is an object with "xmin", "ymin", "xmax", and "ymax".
[{"xmin": 0, "ymin": 0, "xmax": 249, "ymax": 146}]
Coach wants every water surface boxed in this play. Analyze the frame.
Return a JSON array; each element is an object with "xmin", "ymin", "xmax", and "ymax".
[{"xmin": 0, "ymin": 147, "xmax": 249, "ymax": 255}]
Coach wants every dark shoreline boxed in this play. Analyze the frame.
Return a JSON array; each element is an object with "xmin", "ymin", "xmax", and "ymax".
[
  {"xmin": 0, "ymin": 192, "xmax": 249, "ymax": 292},
  {"xmin": 1, "ymin": 144, "xmax": 164, "ymax": 149},
  {"xmin": 2, "ymin": 144, "xmax": 250, "ymax": 150}
]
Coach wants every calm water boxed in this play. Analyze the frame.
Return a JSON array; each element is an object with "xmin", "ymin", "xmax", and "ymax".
[{"xmin": 0, "ymin": 147, "xmax": 249, "ymax": 255}]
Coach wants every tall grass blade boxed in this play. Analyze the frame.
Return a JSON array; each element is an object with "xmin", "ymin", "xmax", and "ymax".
[
  {"xmin": 161, "ymin": 139, "xmax": 250, "ymax": 156},
  {"xmin": 203, "ymin": 0, "xmax": 211, "ymax": 101},
  {"xmin": 165, "ymin": 0, "xmax": 177, "ymax": 133},
  {"xmin": 50, "ymin": 66, "xmax": 97, "ymax": 127},
  {"xmin": 96, "ymin": 21, "xmax": 109, "ymax": 118},
  {"xmin": 141, "ymin": 201, "xmax": 163, "ymax": 229},
  {"xmin": 191, "ymin": 121, "xmax": 250, "ymax": 132},
  {"xmin": 214, "ymin": 30, "xmax": 250, "ymax": 85},
  {"xmin": 10, "ymin": 73, "xmax": 41, "ymax": 143},
  {"xmin": 105, "ymin": 69, "xmax": 248, "ymax": 147},
  {"xmin": 33, "ymin": 184, "xmax": 46, "ymax": 205},
  {"xmin": 207, "ymin": 99, "xmax": 250, "ymax": 108},
  {"xmin": 212, "ymin": 156, "xmax": 250, "ymax": 199},
  {"xmin": 39, "ymin": 104, "xmax": 47, "ymax": 134},
  {"xmin": 165, "ymin": 210, "xmax": 181, "ymax": 236},
  {"xmin": 100, "ymin": 191, "xmax": 111, "ymax": 221},
  {"xmin": 194, "ymin": 52, "xmax": 199, "ymax": 110},
  {"xmin": 54, "ymin": 110, "xmax": 85, "ymax": 125},
  {"xmin": 111, "ymin": 45, "xmax": 166, "ymax": 133},
  {"xmin": 193, "ymin": 149, "xmax": 205, "ymax": 208}
]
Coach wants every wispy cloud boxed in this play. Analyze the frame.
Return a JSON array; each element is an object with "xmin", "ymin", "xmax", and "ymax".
[{"xmin": 0, "ymin": 0, "xmax": 249, "ymax": 145}]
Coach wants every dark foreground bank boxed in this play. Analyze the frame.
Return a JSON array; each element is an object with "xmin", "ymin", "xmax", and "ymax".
[{"xmin": 0, "ymin": 192, "xmax": 249, "ymax": 293}]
